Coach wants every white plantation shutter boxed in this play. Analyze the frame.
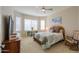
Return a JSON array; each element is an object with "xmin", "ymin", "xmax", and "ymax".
[
  {"xmin": 24, "ymin": 19, "xmax": 38, "ymax": 31},
  {"xmin": 40, "ymin": 20, "xmax": 45, "ymax": 30},
  {"xmin": 16, "ymin": 16, "xmax": 21, "ymax": 31},
  {"xmin": 24, "ymin": 19, "xmax": 31, "ymax": 31}
]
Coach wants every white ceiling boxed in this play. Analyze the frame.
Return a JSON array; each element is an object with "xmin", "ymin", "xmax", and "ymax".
[{"xmin": 12, "ymin": 6, "xmax": 70, "ymax": 16}]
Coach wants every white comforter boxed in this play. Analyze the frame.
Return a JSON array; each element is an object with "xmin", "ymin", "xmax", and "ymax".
[{"xmin": 34, "ymin": 32, "xmax": 63, "ymax": 49}]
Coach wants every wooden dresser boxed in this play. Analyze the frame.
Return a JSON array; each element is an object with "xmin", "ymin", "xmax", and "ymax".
[{"xmin": 2, "ymin": 34, "xmax": 20, "ymax": 53}]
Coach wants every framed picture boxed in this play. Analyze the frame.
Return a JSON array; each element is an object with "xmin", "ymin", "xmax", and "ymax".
[{"xmin": 51, "ymin": 16, "xmax": 62, "ymax": 25}]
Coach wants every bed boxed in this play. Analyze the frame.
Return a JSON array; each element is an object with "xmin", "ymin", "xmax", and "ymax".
[{"xmin": 33, "ymin": 26, "xmax": 65, "ymax": 49}]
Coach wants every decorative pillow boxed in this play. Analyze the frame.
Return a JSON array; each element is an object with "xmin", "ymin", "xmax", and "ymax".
[
  {"xmin": 53, "ymin": 26, "xmax": 59, "ymax": 32},
  {"xmin": 49, "ymin": 27, "xmax": 53, "ymax": 32}
]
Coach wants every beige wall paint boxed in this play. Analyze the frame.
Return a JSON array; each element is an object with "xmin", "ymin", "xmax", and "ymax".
[
  {"xmin": 0, "ymin": 7, "xmax": 2, "ymax": 52},
  {"xmin": 46, "ymin": 7, "xmax": 78, "ymax": 36},
  {"xmin": 77, "ymin": 7, "xmax": 79, "ymax": 30},
  {"xmin": 0, "ymin": 7, "xmax": 2, "ymax": 44}
]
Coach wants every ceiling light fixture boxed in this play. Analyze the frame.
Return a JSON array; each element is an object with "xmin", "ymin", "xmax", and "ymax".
[
  {"xmin": 41, "ymin": 6, "xmax": 53, "ymax": 13},
  {"xmin": 41, "ymin": 7, "xmax": 46, "ymax": 12}
]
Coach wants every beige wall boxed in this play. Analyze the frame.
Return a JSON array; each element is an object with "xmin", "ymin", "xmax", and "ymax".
[
  {"xmin": 0, "ymin": 7, "xmax": 2, "ymax": 44},
  {"xmin": 0, "ymin": 6, "xmax": 2, "ymax": 52},
  {"xmin": 46, "ymin": 7, "xmax": 78, "ymax": 36},
  {"xmin": 77, "ymin": 7, "xmax": 79, "ymax": 30}
]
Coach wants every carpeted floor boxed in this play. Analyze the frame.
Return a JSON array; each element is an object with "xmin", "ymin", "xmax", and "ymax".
[{"xmin": 20, "ymin": 37, "xmax": 79, "ymax": 53}]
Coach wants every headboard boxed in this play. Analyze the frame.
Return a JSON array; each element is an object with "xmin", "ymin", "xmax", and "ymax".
[{"xmin": 50, "ymin": 26, "xmax": 65, "ymax": 39}]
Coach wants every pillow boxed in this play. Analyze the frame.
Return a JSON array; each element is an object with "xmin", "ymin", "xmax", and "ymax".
[
  {"xmin": 53, "ymin": 26, "xmax": 59, "ymax": 32},
  {"xmin": 49, "ymin": 29, "xmax": 53, "ymax": 32}
]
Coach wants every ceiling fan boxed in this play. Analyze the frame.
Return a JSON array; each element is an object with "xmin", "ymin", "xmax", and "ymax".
[{"xmin": 41, "ymin": 6, "xmax": 53, "ymax": 13}]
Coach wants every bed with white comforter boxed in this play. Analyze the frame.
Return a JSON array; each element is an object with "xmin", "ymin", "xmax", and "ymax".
[{"xmin": 34, "ymin": 32, "xmax": 63, "ymax": 49}]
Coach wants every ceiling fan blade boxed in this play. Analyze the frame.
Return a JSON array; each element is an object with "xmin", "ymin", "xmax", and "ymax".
[
  {"xmin": 41, "ymin": 6, "xmax": 53, "ymax": 13},
  {"xmin": 46, "ymin": 8, "xmax": 53, "ymax": 10}
]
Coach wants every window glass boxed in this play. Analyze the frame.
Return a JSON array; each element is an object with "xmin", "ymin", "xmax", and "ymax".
[
  {"xmin": 31, "ymin": 20, "xmax": 38, "ymax": 30},
  {"xmin": 24, "ymin": 19, "xmax": 38, "ymax": 31},
  {"xmin": 40, "ymin": 20, "xmax": 45, "ymax": 30},
  {"xmin": 24, "ymin": 19, "xmax": 31, "ymax": 31},
  {"xmin": 16, "ymin": 16, "xmax": 21, "ymax": 31}
]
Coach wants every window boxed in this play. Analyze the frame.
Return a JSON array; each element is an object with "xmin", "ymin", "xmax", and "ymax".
[
  {"xmin": 40, "ymin": 20, "xmax": 45, "ymax": 30},
  {"xmin": 31, "ymin": 20, "xmax": 38, "ymax": 30},
  {"xmin": 16, "ymin": 16, "xmax": 21, "ymax": 31},
  {"xmin": 24, "ymin": 19, "xmax": 38, "ymax": 31},
  {"xmin": 24, "ymin": 19, "xmax": 31, "ymax": 31}
]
